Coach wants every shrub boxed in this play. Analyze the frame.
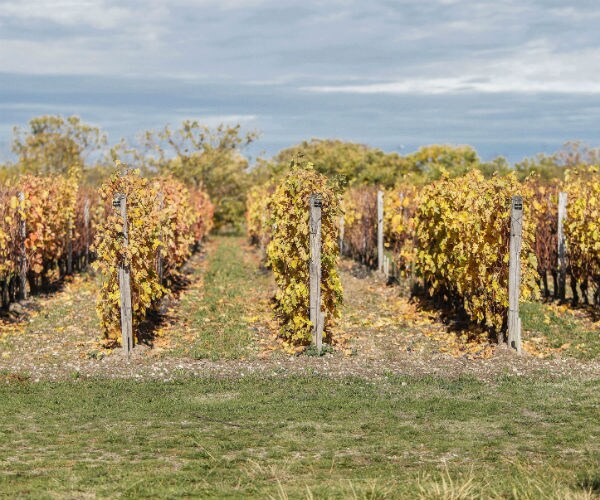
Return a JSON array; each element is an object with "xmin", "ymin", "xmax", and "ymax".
[{"xmin": 266, "ymin": 163, "xmax": 343, "ymax": 344}]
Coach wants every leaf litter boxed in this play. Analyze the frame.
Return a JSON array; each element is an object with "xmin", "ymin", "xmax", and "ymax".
[{"xmin": 0, "ymin": 239, "xmax": 599, "ymax": 382}]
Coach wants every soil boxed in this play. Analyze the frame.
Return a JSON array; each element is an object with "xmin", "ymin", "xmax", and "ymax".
[{"xmin": 1, "ymin": 240, "xmax": 599, "ymax": 383}]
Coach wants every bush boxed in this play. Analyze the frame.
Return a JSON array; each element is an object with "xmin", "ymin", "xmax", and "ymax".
[
  {"xmin": 341, "ymin": 186, "xmax": 378, "ymax": 267},
  {"xmin": 266, "ymin": 163, "xmax": 343, "ymax": 344},
  {"xmin": 415, "ymin": 170, "xmax": 539, "ymax": 333}
]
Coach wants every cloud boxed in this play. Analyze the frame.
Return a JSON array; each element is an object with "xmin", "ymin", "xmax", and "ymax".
[
  {"xmin": 0, "ymin": 0, "xmax": 132, "ymax": 29},
  {"xmin": 303, "ymin": 76, "xmax": 600, "ymax": 95},
  {"xmin": 0, "ymin": 0, "xmax": 599, "ymax": 163},
  {"xmin": 303, "ymin": 40, "xmax": 600, "ymax": 95}
]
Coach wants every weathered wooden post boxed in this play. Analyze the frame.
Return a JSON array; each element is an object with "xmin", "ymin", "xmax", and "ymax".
[
  {"xmin": 508, "ymin": 195, "xmax": 523, "ymax": 353},
  {"xmin": 557, "ymin": 192, "xmax": 567, "ymax": 301},
  {"xmin": 377, "ymin": 190, "xmax": 384, "ymax": 273},
  {"xmin": 309, "ymin": 194, "xmax": 324, "ymax": 354},
  {"xmin": 114, "ymin": 193, "xmax": 133, "ymax": 357},
  {"xmin": 157, "ymin": 192, "xmax": 164, "ymax": 284},
  {"xmin": 83, "ymin": 198, "xmax": 90, "ymax": 268},
  {"xmin": 18, "ymin": 192, "xmax": 27, "ymax": 300},
  {"xmin": 66, "ymin": 214, "xmax": 73, "ymax": 275},
  {"xmin": 339, "ymin": 215, "xmax": 345, "ymax": 255}
]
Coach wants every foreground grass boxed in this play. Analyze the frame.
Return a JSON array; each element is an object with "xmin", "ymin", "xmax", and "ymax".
[{"xmin": 1, "ymin": 375, "xmax": 598, "ymax": 498}]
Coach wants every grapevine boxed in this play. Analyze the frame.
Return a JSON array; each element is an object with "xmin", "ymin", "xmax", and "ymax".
[
  {"xmin": 92, "ymin": 169, "xmax": 213, "ymax": 343},
  {"xmin": 384, "ymin": 183, "xmax": 420, "ymax": 278},
  {"xmin": 266, "ymin": 162, "xmax": 343, "ymax": 344},
  {"xmin": 563, "ymin": 166, "xmax": 600, "ymax": 304},
  {"xmin": 415, "ymin": 170, "xmax": 539, "ymax": 333},
  {"xmin": 341, "ymin": 186, "xmax": 378, "ymax": 267},
  {"xmin": 526, "ymin": 178, "xmax": 559, "ymax": 298}
]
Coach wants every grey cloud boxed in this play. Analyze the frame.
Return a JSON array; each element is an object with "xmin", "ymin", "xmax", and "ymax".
[{"xmin": 0, "ymin": 0, "xmax": 599, "ymax": 164}]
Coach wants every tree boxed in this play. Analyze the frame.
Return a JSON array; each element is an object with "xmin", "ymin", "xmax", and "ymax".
[
  {"xmin": 257, "ymin": 138, "xmax": 414, "ymax": 188},
  {"xmin": 404, "ymin": 144, "xmax": 480, "ymax": 181},
  {"xmin": 478, "ymin": 156, "xmax": 512, "ymax": 178},
  {"xmin": 514, "ymin": 154, "xmax": 563, "ymax": 181},
  {"xmin": 514, "ymin": 142, "xmax": 600, "ymax": 181},
  {"xmin": 117, "ymin": 121, "xmax": 258, "ymax": 228},
  {"xmin": 12, "ymin": 115, "xmax": 106, "ymax": 177},
  {"xmin": 554, "ymin": 141, "xmax": 600, "ymax": 168}
]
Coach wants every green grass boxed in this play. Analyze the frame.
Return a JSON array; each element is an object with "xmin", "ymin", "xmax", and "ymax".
[
  {"xmin": 1, "ymin": 375, "xmax": 598, "ymax": 498},
  {"xmin": 522, "ymin": 301, "xmax": 600, "ymax": 359},
  {"xmin": 173, "ymin": 235, "xmax": 270, "ymax": 361}
]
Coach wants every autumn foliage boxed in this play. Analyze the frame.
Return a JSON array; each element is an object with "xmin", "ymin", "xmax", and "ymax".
[
  {"xmin": 256, "ymin": 163, "xmax": 342, "ymax": 344},
  {"xmin": 245, "ymin": 180, "xmax": 275, "ymax": 256},
  {"xmin": 92, "ymin": 169, "xmax": 213, "ymax": 342},
  {"xmin": 0, "ymin": 170, "xmax": 100, "ymax": 307},
  {"xmin": 341, "ymin": 171, "xmax": 541, "ymax": 335},
  {"xmin": 384, "ymin": 183, "xmax": 420, "ymax": 278},
  {"xmin": 526, "ymin": 179, "xmax": 559, "ymax": 297},
  {"xmin": 415, "ymin": 170, "xmax": 540, "ymax": 333},
  {"xmin": 341, "ymin": 186, "xmax": 378, "ymax": 267},
  {"xmin": 0, "ymin": 184, "xmax": 22, "ymax": 304},
  {"xmin": 562, "ymin": 166, "xmax": 600, "ymax": 304}
]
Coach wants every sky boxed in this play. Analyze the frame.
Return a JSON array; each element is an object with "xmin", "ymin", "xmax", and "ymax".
[{"xmin": 1, "ymin": 0, "xmax": 599, "ymax": 163}]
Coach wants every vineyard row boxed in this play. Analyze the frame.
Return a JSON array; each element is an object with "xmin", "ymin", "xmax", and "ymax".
[
  {"xmin": 0, "ymin": 167, "xmax": 214, "ymax": 351},
  {"xmin": 247, "ymin": 166, "xmax": 600, "ymax": 350}
]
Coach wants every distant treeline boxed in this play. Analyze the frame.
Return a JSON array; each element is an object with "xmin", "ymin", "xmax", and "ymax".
[{"xmin": 1, "ymin": 115, "xmax": 598, "ymax": 227}]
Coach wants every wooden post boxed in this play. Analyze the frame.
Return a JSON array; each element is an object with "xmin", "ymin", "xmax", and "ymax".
[
  {"xmin": 83, "ymin": 199, "xmax": 90, "ymax": 268},
  {"xmin": 377, "ymin": 190, "xmax": 384, "ymax": 273},
  {"xmin": 508, "ymin": 195, "xmax": 523, "ymax": 353},
  {"xmin": 66, "ymin": 214, "xmax": 73, "ymax": 275},
  {"xmin": 157, "ymin": 192, "xmax": 164, "ymax": 284},
  {"xmin": 309, "ymin": 194, "xmax": 324, "ymax": 354},
  {"xmin": 18, "ymin": 192, "xmax": 27, "ymax": 300},
  {"xmin": 339, "ymin": 215, "xmax": 345, "ymax": 255},
  {"xmin": 115, "ymin": 194, "xmax": 133, "ymax": 356},
  {"xmin": 557, "ymin": 192, "xmax": 567, "ymax": 301}
]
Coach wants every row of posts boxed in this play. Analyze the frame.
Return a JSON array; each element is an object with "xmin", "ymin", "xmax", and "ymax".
[
  {"xmin": 6, "ymin": 187, "xmax": 573, "ymax": 357},
  {"xmin": 328, "ymin": 190, "xmax": 570, "ymax": 355},
  {"xmin": 114, "ymin": 189, "xmax": 568, "ymax": 357}
]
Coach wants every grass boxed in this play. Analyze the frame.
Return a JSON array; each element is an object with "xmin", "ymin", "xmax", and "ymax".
[
  {"xmin": 169, "ymin": 235, "xmax": 272, "ymax": 361},
  {"xmin": 521, "ymin": 301, "xmax": 600, "ymax": 359},
  {"xmin": 1, "ymin": 375, "xmax": 598, "ymax": 498}
]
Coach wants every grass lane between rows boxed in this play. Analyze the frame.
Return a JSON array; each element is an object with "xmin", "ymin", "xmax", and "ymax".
[{"xmin": 164, "ymin": 235, "xmax": 273, "ymax": 360}]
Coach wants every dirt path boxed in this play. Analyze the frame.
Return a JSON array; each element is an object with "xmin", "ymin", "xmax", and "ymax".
[
  {"xmin": 153, "ymin": 235, "xmax": 277, "ymax": 359},
  {"xmin": 0, "ymin": 271, "xmax": 100, "ymax": 379},
  {"xmin": 0, "ymin": 235, "xmax": 277, "ymax": 380},
  {"xmin": 1, "ymin": 237, "xmax": 600, "ymax": 382}
]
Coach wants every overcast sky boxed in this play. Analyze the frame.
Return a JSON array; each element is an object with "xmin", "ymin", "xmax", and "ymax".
[{"xmin": 1, "ymin": 0, "xmax": 599, "ymax": 162}]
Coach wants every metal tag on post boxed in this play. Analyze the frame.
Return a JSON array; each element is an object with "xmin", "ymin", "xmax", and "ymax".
[{"xmin": 513, "ymin": 196, "xmax": 523, "ymax": 211}]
